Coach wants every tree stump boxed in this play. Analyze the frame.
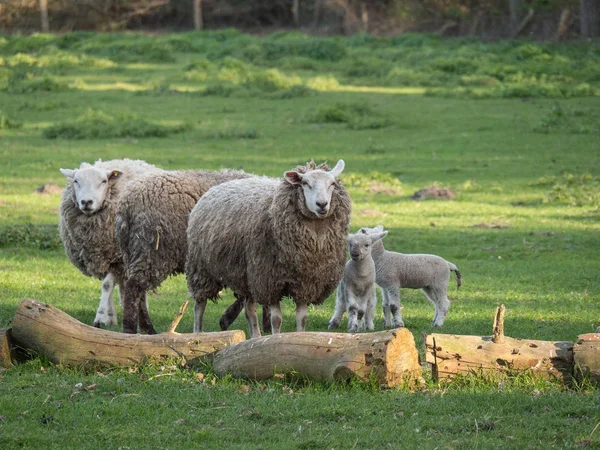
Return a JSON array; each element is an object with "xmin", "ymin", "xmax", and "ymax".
[
  {"xmin": 213, "ymin": 328, "xmax": 422, "ymax": 387},
  {"xmin": 426, "ymin": 305, "xmax": 574, "ymax": 383},
  {"xmin": 573, "ymin": 333, "xmax": 600, "ymax": 383},
  {"xmin": 10, "ymin": 298, "xmax": 246, "ymax": 368}
]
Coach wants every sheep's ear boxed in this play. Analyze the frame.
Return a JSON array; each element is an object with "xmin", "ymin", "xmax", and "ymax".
[
  {"xmin": 284, "ymin": 170, "xmax": 303, "ymax": 185},
  {"xmin": 60, "ymin": 168, "xmax": 75, "ymax": 179},
  {"xmin": 330, "ymin": 160, "xmax": 345, "ymax": 178},
  {"xmin": 107, "ymin": 169, "xmax": 123, "ymax": 180},
  {"xmin": 370, "ymin": 231, "xmax": 388, "ymax": 243}
]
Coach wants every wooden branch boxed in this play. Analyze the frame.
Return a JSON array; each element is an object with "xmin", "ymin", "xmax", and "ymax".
[
  {"xmin": 213, "ymin": 328, "xmax": 422, "ymax": 387},
  {"xmin": 436, "ymin": 20, "xmax": 458, "ymax": 36},
  {"xmin": 426, "ymin": 306, "xmax": 574, "ymax": 382},
  {"xmin": 10, "ymin": 298, "xmax": 245, "ymax": 368},
  {"xmin": 167, "ymin": 301, "xmax": 188, "ymax": 333},
  {"xmin": 492, "ymin": 304, "xmax": 505, "ymax": 344},
  {"xmin": 574, "ymin": 333, "xmax": 600, "ymax": 383},
  {"xmin": 510, "ymin": 8, "xmax": 534, "ymax": 38},
  {"xmin": 554, "ymin": 8, "xmax": 571, "ymax": 42}
]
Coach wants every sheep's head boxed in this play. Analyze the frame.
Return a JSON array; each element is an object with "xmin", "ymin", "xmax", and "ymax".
[
  {"xmin": 347, "ymin": 230, "xmax": 387, "ymax": 261},
  {"xmin": 60, "ymin": 166, "xmax": 122, "ymax": 215},
  {"xmin": 284, "ymin": 159, "xmax": 345, "ymax": 219}
]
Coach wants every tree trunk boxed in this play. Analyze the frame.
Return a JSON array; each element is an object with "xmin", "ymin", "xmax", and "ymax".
[
  {"xmin": 509, "ymin": 0, "xmax": 524, "ymax": 33},
  {"xmin": 213, "ymin": 328, "xmax": 422, "ymax": 387},
  {"xmin": 313, "ymin": 0, "xmax": 323, "ymax": 27},
  {"xmin": 292, "ymin": 0, "xmax": 300, "ymax": 27},
  {"xmin": 554, "ymin": 8, "xmax": 571, "ymax": 42},
  {"xmin": 580, "ymin": 0, "xmax": 600, "ymax": 37},
  {"xmin": 426, "ymin": 305, "xmax": 574, "ymax": 383},
  {"xmin": 193, "ymin": 0, "xmax": 203, "ymax": 30},
  {"xmin": 360, "ymin": 1, "xmax": 368, "ymax": 33},
  {"xmin": 10, "ymin": 298, "xmax": 245, "ymax": 368},
  {"xmin": 40, "ymin": 0, "xmax": 49, "ymax": 32},
  {"xmin": 573, "ymin": 333, "xmax": 600, "ymax": 383}
]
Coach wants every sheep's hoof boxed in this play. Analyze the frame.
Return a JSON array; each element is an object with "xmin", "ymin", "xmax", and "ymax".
[
  {"xmin": 328, "ymin": 321, "xmax": 339, "ymax": 330},
  {"xmin": 219, "ymin": 317, "xmax": 230, "ymax": 331}
]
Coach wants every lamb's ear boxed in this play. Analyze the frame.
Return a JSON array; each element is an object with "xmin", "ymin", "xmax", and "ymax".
[
  {"xmin": 107, "ymin": 169, "xmax": 123, "ymax": 181},
  {"xmin": 374, "ymin": 225, "xmax": 385, "ymax": 232},
  {"xmin": 60, "ymin": 168, "xmax": 76, "ymax": 179},
  {"xmin": 284, "ymin": 170, "xmax": 303, "ymax": 185},
  {"xmin": 370, "ymin": 231, "xmax": 388, "ymax": 243},
  {"xmin": 330, "ymin": 159, "xmax": 345, "ymax": 178},
  {"xmin": 359, "ymin": 228, "xmax": 368, "ymax": 234}
]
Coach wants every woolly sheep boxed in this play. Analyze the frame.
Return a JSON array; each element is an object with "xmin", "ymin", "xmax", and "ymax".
[
  {"xmin": 186, "ymin": 160, "xmax": 351, "ymax": 339},
  {"xmin": 115, "ymin": 168, "xmax": 252, "ymax": 334},
  {"xmin": 359, "ymin": 225, "xmax": 461, "ymax": 328},
  {"xmin": 59, "ymin": 158, "xmax": 159, "ymax": 328},
  {"xmin": 328, "ymin": 230, "xmax": 388, "ymax": 333}
]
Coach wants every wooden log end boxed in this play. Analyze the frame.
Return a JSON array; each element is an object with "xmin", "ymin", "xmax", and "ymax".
[{"xmin": 382, "ymin": 328, "xmax": 422, "ymax": 387}]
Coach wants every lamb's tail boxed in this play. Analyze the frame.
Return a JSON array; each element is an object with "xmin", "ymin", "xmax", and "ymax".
[{"xmin": 448, "ymin": 262, "xmax": 462, "ymax": 289}]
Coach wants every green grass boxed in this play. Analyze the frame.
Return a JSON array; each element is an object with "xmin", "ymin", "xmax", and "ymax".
[{"xmin": 1, "ymin": 31, "xmax": 600, "ymax": 449}]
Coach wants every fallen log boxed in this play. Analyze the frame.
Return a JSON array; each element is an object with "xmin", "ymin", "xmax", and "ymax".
[
  {"xmin": 573, "ymin": 333, "xmax": 600, "ymax": 383},
  {"xmin": 10, "ymin": 298, "xmax": 246, "ymax": 368},
  {"xmin": 426, "ymin": 305, "xmax": 574, "ymax": 383},
  {"xmin": 213, "ymin": 328, "xmax": 422, "ymax": 387}
]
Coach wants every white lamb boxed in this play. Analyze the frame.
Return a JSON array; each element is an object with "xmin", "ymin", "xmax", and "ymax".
[
  {"xmin": 359, "ymin": 225, "xmax": 461, "ymax": 328},
  {"xmin": 328, "ymin": 230, "xmax": 388, "ymax": 333}
]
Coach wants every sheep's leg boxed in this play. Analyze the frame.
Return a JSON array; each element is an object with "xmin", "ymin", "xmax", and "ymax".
[
  {"xmin": 328, "ymin": 282, "xmax": 346, "ymax": 330},
  {"xmin": 268, "ymin": 302, "xmax": 283, "ymax": 335},
  {"xmin": 244, "ymin": 298, "xmax": 262, "ymax": 339},
  {"xmin": 384, "ymin": 285, "xmax": 404, "ymax": 328},
  {"xmin": 138, "ymin": 297, "xmax": 157, "ymax": 335},
  {"xmin": 364, "ymin": 287, "xmax": 377, "ymax": 331},
  {"xmin": 94, "ymin": 273, "xmax": 118, "ymax": 328},
  {"xmin": 219, "ymin": 293, "xmax": 245, "ymax": 331},
  {"xmin": 122, "ymin": 277, "xmax": 143, "ymax": 334},
  {"xmin": 295, "ymin": 303, "xmax": 308, "ymax": 332},
  {"xmin": 262, "ymin": 305, "xmax": 272, "ymax": 333},
  {"xmin": 193, "ymin": 299, "xmax": 207, "ymax": 333},
  {"xmin": 423, "ymin": 286, "xmax": 450, "ymax": 328}
]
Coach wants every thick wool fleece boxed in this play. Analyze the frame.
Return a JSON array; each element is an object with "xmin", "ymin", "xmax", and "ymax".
[
  {"xmin": 59, "ymin": 159, "xmax": 158, "ymax": 282},
  {"xmin": 186, "ymin": 167, "xmax": 352, "ymax": 311},
  {"xmin": 115, "ymin": 169, "xmax": 251, "ymax": 333}
]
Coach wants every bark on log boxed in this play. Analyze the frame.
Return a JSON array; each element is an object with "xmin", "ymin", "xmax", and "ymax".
[
  {"xmin": 10, "ymin": 298, "xmax": 246, "ymax": 368},
  {"xmin": 574, "ymin": 333, "xmax": 600, "ymax": 383},
  {"xmin": 213, "ymin": 328, "xmax": 422, "ymax": 387}
]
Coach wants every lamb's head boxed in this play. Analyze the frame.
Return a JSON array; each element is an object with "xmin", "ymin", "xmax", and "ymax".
[
  {"xmin": 60, "ymin": 165, "xmax": 123, "ymax": 215},
  {"xmin": 359, "ymin": 225, "xmax": 385, "ymax": 236},
  {"xmin": 347, "ymin": 229, "xmax": 388, "ymax": 261},
  {"xmin": 284, "ymin": 159, "xmax": 345, "ymax": 219}
]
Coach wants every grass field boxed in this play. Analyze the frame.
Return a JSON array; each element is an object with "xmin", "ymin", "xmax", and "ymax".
[{"xmin": 1, "ymin": 30, "xmax": 600, "ymax": 449}]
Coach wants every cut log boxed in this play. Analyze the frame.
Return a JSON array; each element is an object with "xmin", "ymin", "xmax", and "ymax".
[
  {"xmin": 573, "ymin": 333, "xmax": 600, "ymax": 383},
  {"xmin": 213, "ymin": 328, "xmax": 422, "ymax": 387},
  {"xmin": 426, "ymin": 305, "xmax": 574, "ymax": 382},
  {"xmin": 10, "ymin": 298, "xmax": 245, "ymax": 368}
]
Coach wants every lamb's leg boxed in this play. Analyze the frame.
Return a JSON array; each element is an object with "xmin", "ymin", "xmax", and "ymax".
[
  {"xmin": 347, "ymin": 293, "xmax": 362, "ymax": 333},
  {"xmin": 219, "ymin": 293, "xmax": 245, "ymax": 331},
  {"xmin": 295, "ymin": 303, "xmax": 308, "ymax": 332},
  {"xmin": 384, "ymin": 285, "xmax": 404, "ymax": 328},
  {"xmin": 364, "ymin": 286, "xmax": 377, "ymax": 331},
  {"xmin": 422, "ymin": 286, "xmax": 450, "ymax": 328},
  {"xmin": 328, "ymin": 282, "xmax": 346, "ymax": 330},
  {"xmin": 94, "ymin": 273, "xmax": 118, "ymax": 328},
  {"xmin": 380, "ymin": 285, "xmax": 392, "ymax": 328},
  {"xmin": 244, "ymin": 298, "xmax": 262, "ymax": 339}
]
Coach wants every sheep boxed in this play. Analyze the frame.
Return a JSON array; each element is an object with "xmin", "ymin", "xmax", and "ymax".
[
  {"xmin": 59, "ymin": 158, "xmax": 159, "ymax": 328},
  {"xmin": 115, "ymin": 168, "xmax": 253, "ymax": 334},
  {"xmin": 186, "ymin": 160, "xmax": 351, "ymax": 339},
  {"xmin": 359, "ymin": 225, "xmax": 461, "ymax": 328},
  {"xmin": 328, "ymin": 230, "xmax": 388, "ymax": 333}
]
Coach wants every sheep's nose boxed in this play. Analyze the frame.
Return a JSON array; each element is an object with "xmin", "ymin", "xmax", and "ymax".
[
  {"xmin": 316, "ymin": 200, "xmax": 328, "ymax": 209},
  {"xmin": 80, "ymin": 199, "xmax": 93, "ymax": 209}
]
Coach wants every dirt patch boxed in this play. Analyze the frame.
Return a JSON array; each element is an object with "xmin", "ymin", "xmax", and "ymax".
[
  {"xmin": 366, "ymin": 181, "xmax": 402, "ymax": 196},
  {"xmin": 359, "ymin": 209, "xmax": 388, "ymax": 217},
  {"xmin": 469, "ymin": 222, "xmax": 510, "ymax": 229},
  {"xmin": 35, "ymin": 184, "xmax": 63, "ymax": 195},
  {"xmin": 411, "ymin": 185, "xmax": 455, "ymax": 200}
]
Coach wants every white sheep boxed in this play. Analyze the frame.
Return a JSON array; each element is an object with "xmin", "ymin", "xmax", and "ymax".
[
  {"xmin": 59, "ymin": 159, "xmax": 159, "ymax": 327},
  {"xmin": 186, "ymin": 160, "xmax": 351, "ymax": 339},
  {"xmin": 328, "ymin": 230, "xmax": 388, "ymax": 332},
  {"xmin": 359, "ymin": 225, "xmax": 461, "ymax": 328}
]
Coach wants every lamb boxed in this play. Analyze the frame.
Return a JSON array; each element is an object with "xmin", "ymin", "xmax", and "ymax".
[
  {"xmin": 328, "ymin": 230, "xmax": 388, "ymax": 333},
  {"xmin": 59, "ymin": 158, "xmax": 159, "ymax": 328},
  {"xmin": 359, "ymin": 225, "xmax": 461, "ymax": 328},
  {"xmin": 115, "ymin": 168, "xmax": 253, "ymax": 334},
  {"xmin": 186, "ymin": 160, "xmax": 351, "ymax": 339}
]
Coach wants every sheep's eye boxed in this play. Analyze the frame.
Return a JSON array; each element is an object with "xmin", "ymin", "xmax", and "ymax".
[
  {"xmin": 73, "ymin": 180, "xmax": 79, "ymax": 185},
  {"xmin": 101, "ymin": 180, "xmax": 107, "ymax": 184}
]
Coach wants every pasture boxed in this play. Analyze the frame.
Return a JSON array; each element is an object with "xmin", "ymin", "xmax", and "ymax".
[{"xmin": 0, "ymin": 30, "xmax": 599, "ymax": 448}]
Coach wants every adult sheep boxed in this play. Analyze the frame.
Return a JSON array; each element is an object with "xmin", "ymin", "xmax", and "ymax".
[
  {"xmin": 186, "ymin": 160, "xmax": 351, "ymax": 339},
  {"xmin": 59, "ymin": 158, "xmax": 159, "ymax": 328},
  {"xmin": 115, "ymin": 168, "xmax": 253, "ymax": 334}
]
